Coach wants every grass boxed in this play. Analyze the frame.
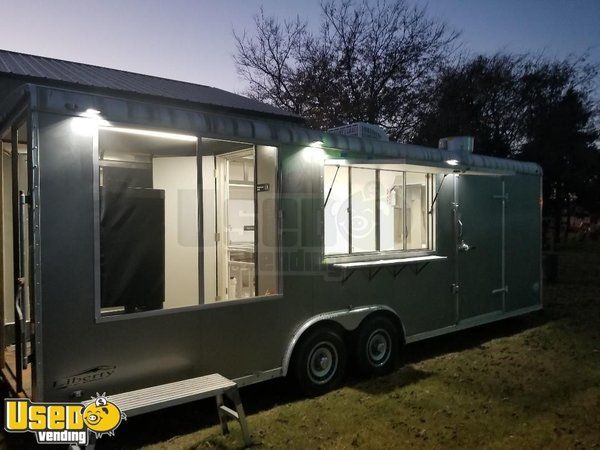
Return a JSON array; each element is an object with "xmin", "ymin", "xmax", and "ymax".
[
  {"xmin": 2, "ymin": 243, "xmax": 599, "ymax": 449},
  {"xmin": 136, "ymin": 243, "xmax": 599, "ymax": 449}
]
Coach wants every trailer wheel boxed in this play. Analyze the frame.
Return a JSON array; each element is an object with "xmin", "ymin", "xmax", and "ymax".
[
  {"xmin": 355, "ymin": 315, "xmax": 399, "ymax": 376},
  {"xmin": 292, "ymin": 326, "xmax": 347, "ymax": 397}
]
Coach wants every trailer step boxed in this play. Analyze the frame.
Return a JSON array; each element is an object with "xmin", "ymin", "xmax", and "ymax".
[{"xmin": 83, "ymin": 373, "xmax": 251, "ymax": 447}]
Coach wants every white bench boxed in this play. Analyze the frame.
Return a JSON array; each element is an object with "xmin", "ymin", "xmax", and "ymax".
[{"xmin": 84, "ymin": 373, "xmax": 251, "ymax": 447}]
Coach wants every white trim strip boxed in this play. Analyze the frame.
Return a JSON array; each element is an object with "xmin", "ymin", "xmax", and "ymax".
[{"xmin": 333, "ymin": 255, "xmax": 446, "ymax": 269}]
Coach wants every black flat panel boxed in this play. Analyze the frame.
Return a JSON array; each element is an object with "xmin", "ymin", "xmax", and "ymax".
[{"xmin": 100, "ymin": 187, "xmax": 165, "ymax": 311}]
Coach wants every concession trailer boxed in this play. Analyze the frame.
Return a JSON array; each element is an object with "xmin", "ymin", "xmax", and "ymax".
[{"xmin": 0, "ymin": 50, "xmax": 542, "ymax": 401}]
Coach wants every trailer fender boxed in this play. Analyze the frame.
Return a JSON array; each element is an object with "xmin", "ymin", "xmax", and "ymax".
[{"xmin": 281, "ymin": 305, "xmax": 405, "ymax": 376}]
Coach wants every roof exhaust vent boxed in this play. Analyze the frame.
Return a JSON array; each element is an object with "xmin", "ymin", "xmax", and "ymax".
[
  {"xmin": 328, "ymin": 122, "xmax": 389, "ymax": 141},
  {"xmin": 438, "ymin": 136, "xmax": 474, "ymax": 153}
]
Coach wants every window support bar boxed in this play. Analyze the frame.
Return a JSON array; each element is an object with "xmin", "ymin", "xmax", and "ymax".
[
  {"xmin": 429, "ymin": 174, "xmax": 447, "ymax": 215},
  {"xmin": 367, "ymin": 267, "xmax": 382, "ymax": 281},
  {"xmin": 387, "ymin": 265, "xmax": 407, "ymax": 278},
  {"xmin": 411, "ymin": 261, "xmax": 431, "ymax": 275},
  {"xmin": 323, "ymin": 165, "xmax": 340, "ymax": 208},
  {"xmin": 340, "ymin": 269, "xmax": 356, "ymax": 284}
]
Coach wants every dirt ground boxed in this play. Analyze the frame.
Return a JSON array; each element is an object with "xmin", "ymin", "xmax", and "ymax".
[{"xmin": 2, "ymin": 243, "xmax": 599, "ymax": 449}]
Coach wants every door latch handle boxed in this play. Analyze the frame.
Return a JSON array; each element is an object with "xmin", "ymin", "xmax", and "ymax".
[{"xmin": 458, "ymin": 240, "xmax": 471, "ymax": 252}]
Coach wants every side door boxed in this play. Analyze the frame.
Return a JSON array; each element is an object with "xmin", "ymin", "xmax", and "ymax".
[{"xmin": 456, "ymin": 175, "xmax": 505, "ymax": 321}]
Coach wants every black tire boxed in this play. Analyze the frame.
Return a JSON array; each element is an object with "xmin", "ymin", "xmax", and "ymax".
[
  {"xmin": 292, "ymin": 326, "xmax": 347, "ymax": 397},
  {"xmin": 355, "ymin": 315, "xmax": 400, "ymax": 376}
]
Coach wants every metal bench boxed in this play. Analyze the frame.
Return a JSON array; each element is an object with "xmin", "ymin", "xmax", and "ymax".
[{"xmin": 85, "ymin": 373, "xmax": 251, "ymax": 447}]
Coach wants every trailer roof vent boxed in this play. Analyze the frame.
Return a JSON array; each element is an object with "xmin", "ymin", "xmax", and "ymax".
[
  {"xmin": 328, "ymin": 122, "xmax": 389, "ymax": 142},
  {"xmin": 438, "ymin": 136, "xmax": 474, "ymax": 153}
]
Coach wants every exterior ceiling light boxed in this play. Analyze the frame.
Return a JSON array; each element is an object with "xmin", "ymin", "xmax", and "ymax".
[
  {"xmin": 80, "ymin": 108, "xmax": 101, "ymax": 118},
  {"xmin": 446, "ymin": 159, "xmax": 460, "ymax": 166},
  {"xmin": 99, "ymin": 126, "xmax": 197, "ymax": 142},
  {"xmin": 77, "ymin": 108, "xmax": 109, "ymax": 127}
]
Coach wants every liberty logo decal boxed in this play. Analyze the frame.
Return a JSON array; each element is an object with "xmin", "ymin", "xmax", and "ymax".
[{"xmin": 53, "ymin": 365, "xmax": 116, "ymax": 389}]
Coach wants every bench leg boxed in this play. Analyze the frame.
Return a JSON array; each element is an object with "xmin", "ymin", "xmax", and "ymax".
[
  {"xmin": 226, "ymin": 388, "xmax": 251, "ymax": 447},
  {"xmin": 215, "ymin": 393, "xmax": 229, "ymax": 435}
]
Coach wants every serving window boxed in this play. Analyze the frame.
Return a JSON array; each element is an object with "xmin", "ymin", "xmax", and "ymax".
[
  {"xmin": 97, "ymin": 126, "xmax": 199, "ymax": 316},
  {"xmin": 95, "ymin": 123, "xmax": 280, "ymax": 317},
  {"xmin": 324, "ymin": 163, "xmax": 435, "ymax": 257},
  {"xmin": 200, "ymin": 139, "xmax": 280, "ymax": 303}
]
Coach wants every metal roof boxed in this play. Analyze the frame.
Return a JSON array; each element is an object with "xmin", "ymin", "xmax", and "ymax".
[
  {"xmin": 309, "ymin": 130, "xmax": 543, "ymax": 176},
  {"xmin": 0, "ymin": 49, "xmax": 299, "ymax": 120}
]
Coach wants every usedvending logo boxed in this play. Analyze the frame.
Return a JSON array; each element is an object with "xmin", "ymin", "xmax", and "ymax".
[{"xmin": 4, "ymin": 393, "xmax": 126, "ymax": 445}]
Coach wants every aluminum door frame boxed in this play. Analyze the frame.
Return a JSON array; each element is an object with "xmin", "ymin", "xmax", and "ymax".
[{"xmin": 5, "ymin": 109, "xmax": 35, "ymax": 395}]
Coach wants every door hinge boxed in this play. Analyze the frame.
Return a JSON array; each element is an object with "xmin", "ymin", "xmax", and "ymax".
[
  {"xmin": 215, "ymin": 232, "xmax": 220, "ymax": 242},
  {"xmin": 19, "ymin": 193, "xmax": 32, "ymax": 205},
  {"xmin": 451, "ymin": 283, "xmax": 460, "ymax": 294}
]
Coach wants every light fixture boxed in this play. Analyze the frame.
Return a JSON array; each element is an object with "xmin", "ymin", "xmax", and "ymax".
[
  {"xmin": 310, "ymin": 140, "xmax": 323, "ymax": 148},
  {"xmin": 71, "ymin": 108, "xmax": 109, "ymax": 135},
  {"xmin": 72, "ymin": 109, "xmax": 110, "ymax": 135},
  {"xmin": 80, "ymin": 108, "xmax": 101, "ymax": 118},
  {"xmin": 99, "ymin": 126, "xmax": 197, "ymax": 142},
  {"xmin": 446, "ymin": 159, "xmax": 460, "ymax": 166},
  {"xmin": 303, "ymin": 146, "xmax": 326, "ymax": 163}
]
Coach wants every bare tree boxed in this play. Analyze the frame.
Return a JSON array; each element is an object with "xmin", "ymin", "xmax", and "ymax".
[
  {"xmin": 234, "ymin": 0, "xmax": 459, "ymax": 140},
  {"xmin": 414, "ymin": 52, "xmax": 599, "ymax": 244}
]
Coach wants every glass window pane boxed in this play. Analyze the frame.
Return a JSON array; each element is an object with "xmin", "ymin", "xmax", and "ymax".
[
  {"xmin": 98, "ymin": 126, "xmax": 198, "ymax": 315},
  {"xmin": 350, "ymin": 168, "xmax": 376, "ymax": 252},
  {"xmin": 379, "ymin": 170, "xmax": 404, "ymax": 251},
  {"xmin": 324, "ymin": 165, "xmax": 349, "ymax": 255},
  {"xmin": 225, "ymin": 153, "xmax": 255, "ymax": 300},
  {"xmin": 256, "ymin": 145, "xmax": 279, "ymax": 297},
  {"xmin": 426, "ymin": 173, "xmax": 433, "ymax": 249},
  {"xmin": 201, "ymin": 139, "xmax": 280, "ymax": 303},
  {"xmin": 405, "ymin": 172, "xmax": 429, "ymax": 250},
  {"xmin": 215, "ymin": 147, "xmax": 256, "ymax": 301}
]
